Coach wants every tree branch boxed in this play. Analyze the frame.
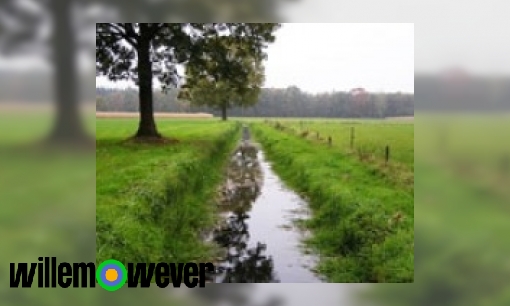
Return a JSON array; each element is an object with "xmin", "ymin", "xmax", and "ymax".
[
  {"xmin": 123, "ymin": 23, "xmax": 138, "ymax": 46},
  {"xmin": 107, "ymin": 23, "xmax": 138, "ymax": 47}
]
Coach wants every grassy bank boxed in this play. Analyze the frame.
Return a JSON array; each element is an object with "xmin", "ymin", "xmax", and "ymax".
[
  {"xmin": 252, "ymin": 123, "xmax": 414, "ymax": 282},
  {"xmin": 96, "ymin": 119, "xmax": 240, "ymax": 264}
]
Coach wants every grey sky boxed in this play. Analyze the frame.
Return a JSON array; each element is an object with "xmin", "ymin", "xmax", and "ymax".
[
  {"xmin": 96, "ymin": 23, "xmax": 414, "ymax": 94},
  {"xmin": 286, "ymin": 0, "xmax": 509, "ymax": 76},
  {"xmin": 263, "ymin": 23, "xmax": 413, "ymax": 93},
  {"xmin": 2, "ymin": 0, "xmax": 508, "ymax": 83}
]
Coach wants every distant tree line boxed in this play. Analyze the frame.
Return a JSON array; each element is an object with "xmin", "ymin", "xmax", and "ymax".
[
  {"xmin": 415, "ymin": 75, "xmax": 510, "ymax": 111},
  {"xmin": 96, "ymin": 86, "xmax": 414, "ymax": 118},
  {"xmin": 0, "ymin": 70, "xmax": 95, "ymax": 103}
]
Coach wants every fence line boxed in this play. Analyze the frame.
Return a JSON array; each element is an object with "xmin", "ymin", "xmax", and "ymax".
[{"xmin": 264, "ymin": 120, "xmax": 391, "ymax": 166}]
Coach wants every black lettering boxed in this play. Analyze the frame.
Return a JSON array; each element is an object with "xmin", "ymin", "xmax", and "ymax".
[
  {"xmin": 10, "ymin": 263, "xmax": 37, "ymax": 288},
  {"xmin": 38, "ymin": 258, "xmax": 44, "ymax": 287},
  {"xmin": 73, "ymin": 262, "xmax": 95, "ymax": 288},
  {"xmin": 58, "ymin": 263, "xmax": 72, "ymax": 288},
  {"xmin": 199, "ymin": 263, "xmax": 214, "ymax": 287},
  {"xmin": 127, "ymin": 263, "xmax": 155, "ymax": 287},
  {"xmin": 127, "ymin": 263, "xmax": 137, "ymax": 287},
  {"xmin": 169, "ymin": 263, "xmax": 184, "ymax": 288},
  {"xmin": 184, "ymin": 263, "xmax": 198, "ymax": 288},
  {"xmin": 155, "ymin": 263, "xmax": 169, "ymax": 288},
  {"xmin": 52, "ymin": 257, "xmax": 57, "ymax": 287},
  {"xmin": 45, "ymin": 257, "xmax": 50, "ymax": 287}
]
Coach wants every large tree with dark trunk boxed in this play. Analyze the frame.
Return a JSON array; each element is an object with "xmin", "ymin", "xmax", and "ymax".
[
  {"xmin": 0, "ymin": 0, "xmax": 285, "ymax": 147},
  {"xmin": 96, "ymin": 23, "xmax": 279, "ymax": 139}
]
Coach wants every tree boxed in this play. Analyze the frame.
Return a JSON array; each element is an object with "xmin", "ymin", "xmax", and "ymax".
[
  {"xmin": 180, "ymin": 37, "xmax": 265, "ymax": 121},
  {"xmin": 96, "ymin": 23, "xmax": 279, "ymax": 139},
  {"xmin": 0, "ymin": 0, "xmax": 96, "ymax": 145},
  {"xmin": 0, "ymin": 0, "xmax": 285, "ymax": 146}
]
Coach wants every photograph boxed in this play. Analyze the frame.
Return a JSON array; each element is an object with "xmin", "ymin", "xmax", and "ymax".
[{"xmin": 96, "ymin": 23, "xmax": 414, "ymax": 284}]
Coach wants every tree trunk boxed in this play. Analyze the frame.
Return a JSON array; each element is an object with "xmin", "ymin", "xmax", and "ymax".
[
  {"xmin": 221, "ymin": 104, "xmax": 228, "ymax": 121},
  {"xmin": 135, "ymin": 26, "xmax": 160, "ymax": 138},
  {"xmin": 46, "ymin": 0, "xmax": 91, "ymax": 146}
]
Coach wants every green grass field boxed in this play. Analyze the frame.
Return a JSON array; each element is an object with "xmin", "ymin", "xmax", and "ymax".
[
  {"xmin": 96, "ymin": 119, "xmax": 239, "ymax": 264},
  {"xmin": 251, "ymin": 120, "xmax": 414, "ymax": 282},
  {"xmin": 273, "ymin": 119, "xmax": 414, "ymax": 170},
  {"xmin": 366, "ymin": 113, "xmax": 510, "ymax": 305},
  {"xmin": 6, "ymin": 111, "xmax": 510, "ymax": 303},
  {"xmin": 0, "ymin": 111, "xmax": 95, "ymax": 145},
  {"xmin": 96, "ymin": 117, "xmax": 414, "ymax": 282}
]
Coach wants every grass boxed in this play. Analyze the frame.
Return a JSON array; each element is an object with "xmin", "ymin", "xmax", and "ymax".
[
  {"xmin": 251, "ymin": 121, "xmax": 414, "ymax": 282},
  {"xmin": 96, "ymin": 116, "xmax": 415, "ymax": 282},
  {"xmin": 96, "ymin": 119, "xmax": 240, "ymax": 264},
  {"xmin": 276, "ymin": 119, "xmax": 414, "ymax": 170},
  {"xmin": 0, "ymin": 110, "xmax": 95, "ymax": 146},
  {"xmin": 0, "ymin": 111, "xmax": 222, "ymax": 305},
  {"xmin": 363, "ymin": 113, "xmax": 510, "ymax": 305},
  {"xmin": 6, "ymin": 109, "xmax": 510, "ymax": 303}
]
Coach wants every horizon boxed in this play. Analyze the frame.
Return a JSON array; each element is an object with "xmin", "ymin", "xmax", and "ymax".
[{"xmin": 95, "ymin": 84, "xmax": 414, "ymax": 95}]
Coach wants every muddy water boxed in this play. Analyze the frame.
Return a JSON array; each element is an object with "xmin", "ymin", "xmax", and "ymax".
[{"xmin": 210, "ymin": 136, "xmax": 324, "ymax": 283}]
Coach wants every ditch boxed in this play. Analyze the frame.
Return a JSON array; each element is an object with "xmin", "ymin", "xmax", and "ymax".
[{"xmin": 207, "ymin": 127, "xmax": 324, "ymax": 283}]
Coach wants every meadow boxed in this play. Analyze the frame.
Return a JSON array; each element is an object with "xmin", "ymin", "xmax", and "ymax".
[
  {"xmin": 96, "ymin": 119, "xmax": 239, "ymax": 264},
  {"xmin": 367, "ymin": 113, "xmax": 510, "ymax": 305},
  {"xmin": 7, "ymin": 109, "xmax": 510, "ymax": 302},
  {"xmin": 251, "ymin": 120, "xmax": 414, "ymax": 282},
  {"xmin": 274, "ymin": 119, "xmax": 414, "ymax": 170},
  {"xmin": 96, "ymin": 117, "xmax": 414, "ymax": 282}
]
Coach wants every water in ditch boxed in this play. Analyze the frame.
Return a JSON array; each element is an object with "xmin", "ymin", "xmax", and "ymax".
[{"xmin": 208, "ymin": 129, "xmax": 324, "ymax": 283}]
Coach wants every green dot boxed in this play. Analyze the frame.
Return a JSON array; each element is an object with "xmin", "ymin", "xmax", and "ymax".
[{"xmin": 96, "ymin": 259, "xmax": 127, "ymax": 291}]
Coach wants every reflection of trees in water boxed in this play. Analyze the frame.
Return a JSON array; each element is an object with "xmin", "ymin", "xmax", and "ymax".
[
  {"xmin": 212, "ymin": 142, "xmax": 279, "ymax": 283},
  {"xmin": 213, "ymin": 210, "xmax": 279, "ymax": 283},
  {"xmin": 221, "ymin": 142, "xmax": 263, "ymax": 205},
  {"xmin": 221, "ymin": 240, "xmax": 278, "ymax": 283}
]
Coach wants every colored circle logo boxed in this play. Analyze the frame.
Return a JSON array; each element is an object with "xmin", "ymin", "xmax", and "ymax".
[{"xmin": 96, "ymin": 259, "xmax": 127, "ymax": 291}]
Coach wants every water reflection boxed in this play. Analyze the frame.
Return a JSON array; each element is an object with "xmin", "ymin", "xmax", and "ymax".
[{"xmin": 212, "ymin": 140, "xmax": 279, "ymax": 283}]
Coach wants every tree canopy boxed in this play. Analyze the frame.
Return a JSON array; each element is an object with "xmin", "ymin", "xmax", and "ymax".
[
  {"xmin": 180, "ymin": 36, "xmax": 265, "ymax": 120},
  {"xmin": 96, "ymin": 23, "xmax": 279, "ymax": 139},
  {"xmin": 0, "ymin": 0, "xmax": 286, "ymax": 146}
]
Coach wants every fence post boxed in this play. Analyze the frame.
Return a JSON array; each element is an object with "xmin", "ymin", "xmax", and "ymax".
[
  {"xmin": 350, "ymin": 127, "xmax": 355, "ymax": 149},
  {"xmin": 316, "ymin": 131, "xmax": 320, "ymax": 140},
  {"xmin": 328, "ymin": 136, "xmax": 332, "ymax": 147},
  {"xmin": 385, "ymin": 145, "xmax": 390, "ymax": 165}
]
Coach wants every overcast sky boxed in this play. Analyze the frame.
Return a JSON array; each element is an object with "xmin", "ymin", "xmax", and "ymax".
[
  {"xmin": 96, "ymin": 23, "xmax": 414, "ymax": 94},
  {"xmin": 263, "ymin": 23, "xmax": 413, "ymax": 93},
  {"xmin": 2, "ymin": 0, "xmax": 508, "ymax": 89},
  {"xmin": 285, "ymin": 0, "xmax": 509, "ymax": 77}
]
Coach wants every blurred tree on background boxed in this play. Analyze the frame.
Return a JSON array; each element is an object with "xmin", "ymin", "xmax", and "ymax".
[
  {"xmin": 0, "ymin": 0, "xmax": 287, "ymax": 145},
  {"xmin": 0, "ymin": 1, "xmax": 290, "ymax": 306}
]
